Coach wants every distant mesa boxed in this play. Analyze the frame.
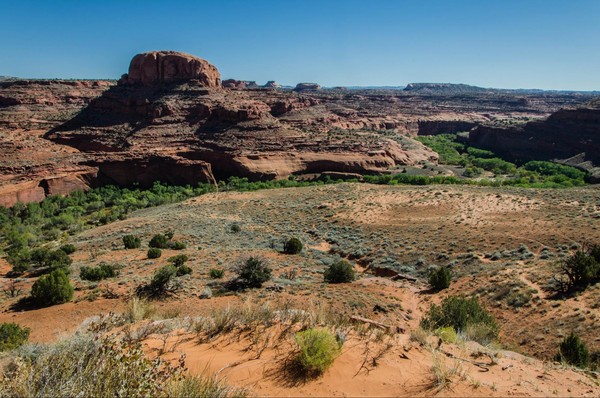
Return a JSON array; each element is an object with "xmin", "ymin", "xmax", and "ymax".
[
  {"xmin": 293, "ymin": 83, "xmax": 321, "ymax": 92},
  {"xmin": 119, "ymin": 50, "xmax": 221, "ymax": 87},
  {"xmin": 222, "ymin": 79, "xmax": 259, "ymax": 89},
  {"xmin": 263, "ymin": 80, "xmax": 281, "ymax": 89},
  {"xmin": 404, "ymin": 83, "xmax": 489, "ymax": 93}
]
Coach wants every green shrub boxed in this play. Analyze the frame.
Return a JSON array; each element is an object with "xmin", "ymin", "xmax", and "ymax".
[
  {"xmin": 168, "ymin": 254, "xmax": 189, "ymax": 267},
  {"xmin": 80, "ymin": 263, "xmax": 120, "ymax": 281},
  {"xmin": 295, "ymin": 328, "xmax": 341, "ymax": 375},
  {"xmin": 169, "ymin": 241, "xmax": 186, "ymax": 250},
  {"xmin": 434, "ymin": 326, "xmax": 457, "ymax": 344},
  {"xmin": 324, "ymin": 260, "xmax": 356, "ymax": 284},
  {"xmin": 234, "ymin": 257, "xmax": 272, "ymax": 288},
  {"xmin": 557, "ymin": 332, "xmax": 590, "ymax": 368},
  {"xmin": 149, "ymin": 234, "xmax": 169, "ymax": 249},
  {"xmin": 420, "ymin": 296, "xmax": 499, "ymax": 343},
  {"xmin": 283, "ymin": 237, "xmax": 303, "ymax": 254},
  {"xmin": 31, "ymin": 269, "xmax": 74, "ymax": 306},
  {"xmin": 59, "ymin": 244, "xmax": 76, "ymax": 255},
  {"xmin": 556, "ymin": 249, "xmax": 600, "ymax": 292},
  {"xmin": 209, "ymin": 268, "xmax": 225, "ymax": 279},
  {"xmin": 148, "ymin": 265, "xmax": 177, "ymax": 295},
  {"xmin": 428, "ymin": 267, "xmax": 452, "ymax": 291},
  {"xmin": 176, "ymin": 265, "xmax": 192, "ymax": 276},
  {"xmin": 30, "ymin": 248, "xmax": 72, "ymax": 273},
  {"xmin": 230, "ymin": 223, "xmax": 241, "ymax": 233},
  {"xmin": 147, "ymin": 248, "xmax": 162, "ymax": 259},
  {"xmin": 0, "ymin": 323, "xmax": 30, "ymax": 351},
  {"xmin": 123, "ymin": 235, "xmax": 141, "ymax": 249}
]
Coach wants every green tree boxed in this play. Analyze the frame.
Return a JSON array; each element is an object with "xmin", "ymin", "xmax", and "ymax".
[
  {"xmin": 324, "ymin": 261, "xmax": 356, "ymax": 284},
  {"xmin": 31, "ymin": 269, "xmax": 74, "ymax": 306},
  {"xmin": 234, "ymin": 257, "xmax": 272, "ymax": 288}
]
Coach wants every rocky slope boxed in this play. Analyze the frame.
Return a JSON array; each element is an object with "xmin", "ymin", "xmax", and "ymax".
[{"xmin": 0, "ymin": 50, "xmax": 596, "ymax": 205}]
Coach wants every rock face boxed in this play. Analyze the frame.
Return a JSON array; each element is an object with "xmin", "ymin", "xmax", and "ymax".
[
  {"xmin": 222, "ymin": 79, "xmax": 259, "ymax": 89},
  {"xmin": 120, "ymin": 51, "xmax": 221, "ymax": 87},
  {"xmin": 263, "ymin": 81, "xmax": 281, "ymax": 89},
  {"xmin": 0, "ymin": 51, "xmax": 597, "ymax": 206}
]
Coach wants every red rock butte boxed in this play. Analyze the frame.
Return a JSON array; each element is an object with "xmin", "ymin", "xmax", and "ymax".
[{"xmin": 120, "ymin": 51, "xmax": 221, "ymax": 87}]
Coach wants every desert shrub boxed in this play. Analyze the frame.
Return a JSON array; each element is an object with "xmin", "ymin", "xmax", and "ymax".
[
  {"xmin": 230, "ymin": 223, "xmax": 241, "ymax": 233},
  {"xmin": 434, "ymin": 326, "xmax": 458, "ymax": 344},
  {"xmin": 176, "ymin": 265, "xmax": 192, "ymax": 276},
  {"xmin": 0, "ymin": 335, "xmax": 184, "ymax": 397},
  {"xmin": 122, "ymin": 234, "xmax": 141, "ymax": 249},
  {"xmin": 169, "ymin": 241, "xmax": 186, "ymax": 250},
  {"xmin": 80, "ymin": 263, "xmax": 120, "ymax": 281},
  {"xmin": 147, "ymin": 247, "xmax": 162, "ymax": 259},
  {"xmin": 0, "ymin": 322, "xmax": 30, "ymax": 351},
  {"xmin": 556, "ymin": 332, "xmax": 590, "ymax": 368},
  {"xmin": 420, "ymin": 296, "xmax": 499, "ymax": 344},
  {"xmin": 30, "ymin": 248, "xmax": 72, "ymax": 273},
  {"xmin": 294, "ymin": 328, "xmax": 341, "ymax": 375},
  {"xmin": 209, "ymin": 268, "xmax": 225, "ymax": 279},
  {"xmin": 554, "ymin": 248, "xmax": 600, "ymax": 292},
  {"xmin": 324, "ymin": 260, "xmax": 356, "ymax": 284},
  {"xmin": 428, "ymin": 267, "xmax": 452, "ymax": 291},
  {"xmin": 166, "ymin": 373, "xmax": 247, "ymax": 398},
  {"xmin": 233, "ymin": 256, "xmax": 272, "ymax": 288},
  {"xmin": 146, "ymin": 265, "xmax": 177, "ymax": 296},
  {"xmin": 59, "ymin": 244, "xmax": 76, "ymax": 255},
  {"xmin": 283, "ymin": 237, "xmax": 303, "ymax": 254},
  {"xmin": 149, "ymin": 234, "xmax": 169, "ymax": 249},
  {"xmin": 168, "ymin": 254, "xmax": 189, "ymax": 267},
  {"xmin": 31, "ymin": 269, "xmax": 74, "ymax": 306}
]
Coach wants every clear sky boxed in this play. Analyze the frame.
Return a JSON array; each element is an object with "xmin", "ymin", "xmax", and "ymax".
[{"xmin": 1, "ymin": 0, "xmax": 599, "ymax": 90}]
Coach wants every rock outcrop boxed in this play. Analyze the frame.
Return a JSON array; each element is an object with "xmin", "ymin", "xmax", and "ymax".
[
  {"xmin": 120, "ymin": 51, "xmax": 221, "ymax": 87},
  {"xmin": 263, "ymin": 81, "xmax": 281, "ymax": 89},
  {"xmin": 0, "ymin": 50, "xmax": 596, "ymax": 205}
]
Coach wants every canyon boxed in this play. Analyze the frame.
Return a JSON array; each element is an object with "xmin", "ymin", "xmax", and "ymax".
[{"xmin": 0, "ymin": 50, "xmax": 597, "ymax": 206}]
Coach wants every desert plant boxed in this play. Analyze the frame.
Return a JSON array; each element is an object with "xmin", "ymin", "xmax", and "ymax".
[
  {"xmin": 29, "ymin": 248, "xmax": 72, "ymax": 273},
  {"xmin": 59, "ymin": 244, "xmax": 76, "ymax": 254},
  {"xmin": 169, "ymin": 241, "xmax": 186, "ymax": 250},
  {"xmin": 80, "ymin": 263, "xmax": 120, "ymax": 281},
  {"xmin": 420, "ymin": 296, "xmax": 499, "ymax": 344},
  {"xmin": 233, "ymin": 256, "xmax": 272, "ymax": 288},
  {"xmin": 167, "ymin": 254, "xmax": 189, "ymax": 267},
  {"xmin": 147, "ymin": 247, "xmax": 162, "ymax": 259},
  {"xmin": 428, "ymin": 267, "xmax": 452, "ymax": 291},
  {"xmin": 294, "ymin": 328, "xmax": 341, "ymax": 375},
  {"xmin": 0, "ymin": 322, "xmax": 30, "ymax": 351},
  {"xmin": 283, "ymin": 237, "xmax": 303, "ymax": 254},
  {"xmin": 230, "ymin": 223, "xmax": 241, "ymax": 233},
  {"xmin": 176, "ymin": 265, "xmax": 192, "ymax": 276},
  {"xmin": 149, "ymin": 234, "xmax": 170, "ymax": 249},
  {"xmin": 324, "ymin": 260, "xmax": 356, "ymax": 283},
  {"xmin": 123, "ymin": 234, "xmax": 141, "ymax": 249},
  {"xmin": 209, "ymin": 268, "xmax": 225, "ymax": 279},
  {"xmin": 555, "ymin": 246, "xmax": 600, "ymax": 291},
  {"xmin": 31, "ymin": 269, "xmax": 74, "ymax": 306},
  {"xmin": 557, "ymin": 332, "xmax": 590, "ymax": 368}
]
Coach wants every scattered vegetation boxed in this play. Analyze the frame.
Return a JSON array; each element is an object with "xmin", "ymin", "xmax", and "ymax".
[
  {"xmin": 167, "ymin": 254, "xmax": 189, "ymax": 267},
  {"xmin": 0, "ymin": 322, "xmax": 30, "ymax": 351},
  {"xmin": 59, "ymin": 244, "xmax": 76, "ymax": 255},
  {"xmin": 147, "ymin": 247, "xmax": 162, "ymax": 259},
  {"xmin": 149, "ymin": 233, "xmax": 170, "ymax": 249},
  {"xmin": 209, "ymin": 268, "xmax": 225, "ymax": 279},
  {"xmin": 428, "ymin": 267, "xmax": 452, "ymax": 291},
  {"xmin": 556, "ymin": 332, "xmax": 590, "ymax": 368},
  {"xmin": 232, "ymin": 257, "xmax": 272, "ymax": 288},
  {"xmin": 80, "ymin": 263, "xmax": 120, "ymax": 282},
  {"xmin": 0, "ymin": 333, "xmax": 242, "ymax": 397},
  {"xmin": 420, "ymin": 296, "xmax": 499, "ymax": 345},
  {"xmin": 30, "ymin": 269, "xmax": 74, "ymax": 306},
  {"xmin": 122, "ymin": 234, "xmax": 141, "ymax": 249},
  {"xmin": 294, "ymin": 328, "xmax": 341, "ymax": 376},
  {"xmin": 324, "ymin": 260, "xmax": 356, "ymax": 284},
  {"xmin": 283, "ymin": 237, "xmax": 303, "ymax": 254},
  {"xmin": 552, "ymin": 243, "xmax": 600, "ymax": 292}
]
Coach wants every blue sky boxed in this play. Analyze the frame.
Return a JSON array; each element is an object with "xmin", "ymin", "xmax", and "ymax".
[{"xmin": 1, "ymin": 0, "xmax": 599, "ymax": 90}]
